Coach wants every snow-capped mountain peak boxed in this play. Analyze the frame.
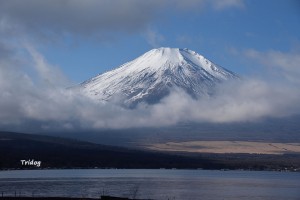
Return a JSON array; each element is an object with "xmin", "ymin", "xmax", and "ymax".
[{"xmin": 79, "ymin": 47, "xmax": 238, "ymax": 107}]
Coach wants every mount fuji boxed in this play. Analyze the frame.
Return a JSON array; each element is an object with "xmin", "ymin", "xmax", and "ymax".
[{"xmin": 79, "ymin": 47, "xmax": 238, "ymax": 107}]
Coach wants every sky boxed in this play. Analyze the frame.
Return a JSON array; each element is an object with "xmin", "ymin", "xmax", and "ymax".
[
  {"xmin": 0, "ymin": 0, "xmax": 300, "ymax": 132},
  {"xmin": 1, "ymin": 0, "xmax": 299, "ymax": 83}
]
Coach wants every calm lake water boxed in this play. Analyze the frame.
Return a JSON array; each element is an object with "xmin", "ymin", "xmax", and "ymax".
[{"xmin": 0, "ymin": 169, "xmax": 299, "ymax": 200}]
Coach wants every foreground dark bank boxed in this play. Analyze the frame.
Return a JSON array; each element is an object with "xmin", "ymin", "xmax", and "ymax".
[
  {"xmin": 0, "ymin": 196, "xmax": 139, "ymax": 200},
  {"xmin": 1, "ymin": 131, "xmax": 300, "ymax": 171},
  {"xmin": 0, "ymin": 196, "xmax": 136, "ymax": 200},
  {"xmin": 0, "ymin": 198, "xmax": 96, "ymax": 200}
]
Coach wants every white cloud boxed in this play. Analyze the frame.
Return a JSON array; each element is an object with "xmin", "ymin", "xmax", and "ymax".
[
  {"xmin": 176, "ymin": 35, "xmax": 192, "ymax": 45},
  {"xmin": 0, "ymin": 44, "xmax": 300, "ymax": 132},
  {"xmin": 211, "ymin": 0, "xmax": 245, "ymax": 10},
  {"xmin": 24, "ymin": 43, "xmax": 70, "ymax": 87},
  {"xmin": 245, "ymin": 49, "xmax": 300, "ymax": 83},
  {"xmin": 172, "ymin": 0, "xmax": 206, "ymax": 11},
  {"xmin": 169, "ymin": 0, "xmax": 244, "ymax": 11},
  {"xmin": 144, "ymin": 28, "xmax": 165, "ymax": 48},
  {"xmin": 143, "ymin": 79, "xmax": 300, "ymax": 126}
]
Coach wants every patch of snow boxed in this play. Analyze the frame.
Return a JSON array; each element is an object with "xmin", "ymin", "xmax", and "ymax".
[{"xmin": 78, "ymin": 47, "xmax": 238, "ymax": 106}]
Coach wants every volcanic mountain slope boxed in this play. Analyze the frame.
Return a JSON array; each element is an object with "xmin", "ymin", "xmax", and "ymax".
[{"xmin": 79, "ymin": 47, "xmax": 238, "ymax": 107}]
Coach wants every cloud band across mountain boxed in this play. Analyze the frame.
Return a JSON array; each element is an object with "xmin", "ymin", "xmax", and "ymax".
[{"xmin": 0, "ymin": 46, "xmax": 300, "ymax": 132}]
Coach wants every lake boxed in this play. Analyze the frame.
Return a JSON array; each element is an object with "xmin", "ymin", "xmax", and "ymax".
[{"xmin": 0, "ymin": 169, "xmax": 299, "ymax": 200}]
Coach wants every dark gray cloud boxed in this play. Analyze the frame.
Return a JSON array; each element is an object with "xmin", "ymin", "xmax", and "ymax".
[
  {"xmin": 0, "ymin": 0, "xmax": 161, "ymax": 34},
  {"xmin": 0, "ymin": 41, "xmax": 13, "ymax": 60},
  {"xmin": 0, "ymin": 0, "xmax": 245, "ymax": 41}
]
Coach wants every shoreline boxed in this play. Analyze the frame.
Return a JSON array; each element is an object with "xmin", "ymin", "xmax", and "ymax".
[
  {"xmin": 0, "ymin": 196, "xmax": 136, "ymax": 200},
  {"xmin": 0, "ymin": 195, "xmax": 145, "ymax": 200},
  {"xmin": 0, "ymin": 167, "xmax": 299, "ymax": 173}
]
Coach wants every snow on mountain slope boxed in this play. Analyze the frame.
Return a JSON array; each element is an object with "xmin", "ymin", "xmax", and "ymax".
[{"xmin": 79, "ymin": 47, "xmax": 238, "ymax": 107}]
